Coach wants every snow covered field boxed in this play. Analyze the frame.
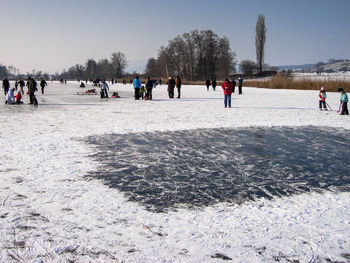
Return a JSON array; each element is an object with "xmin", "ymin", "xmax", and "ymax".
[{"xmin": 0, "ymin": 81, "xmax": 350, "ymax": 262}]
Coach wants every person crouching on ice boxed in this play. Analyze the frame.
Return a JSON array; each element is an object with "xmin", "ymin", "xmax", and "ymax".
[
  {"xmin": 319, "ymin": 87, "xmax": 327, "ymax": 111},
  {"xmin": 221, "ymin": 78, "xmax": 233, "ymax": 108},
  {"xmin": 338, "ymin": 87, "xmax": 349, "ymax": 115}
]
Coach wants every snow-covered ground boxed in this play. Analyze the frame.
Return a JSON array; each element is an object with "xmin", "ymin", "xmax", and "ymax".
[
  {"xmin": 0, "ymin": 81, "xmax": 349, "ymax": 262},
  {"xmin": 293, "ymin": 71, "xmax": 350, "ymax": 81}
]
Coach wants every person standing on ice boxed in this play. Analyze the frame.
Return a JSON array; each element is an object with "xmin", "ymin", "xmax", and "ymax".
[
  {"xmin": 238, "ymin": 76, "xmax": 243, "ymax": 95},
  {"xmin": 18, "ymin": 78, "xmax": 25, "ymax": 95},
  {"xmin": 206, "ymin": 79, "xmax": 210, "ymax": 91},
  {"xmin": 133, "ymin": 76, "xmax": 141, "ymax": 100},
  {"xmin": 212, "ymin": 78, "xmax": 217, "ymax": 91},
  {"xmin": 40, "ymin": 78, "xmax": 47, "ymax": 94},
  {"xmin": 2, "ymin": 78, "xmax": 10, "ymax": 96},
  {"xmin": 167, "ymin": 76, "xmax": 175, "ymax": 98},
  {"xmin": 338, "ymin": 87, "xmax": 349, "ymax": 115},
  {"xmin": 175, "ymin": 75, "xmax": 182, "ymax": 98},
  {"xmin": 221, "ymin": 78, "xmax": 233, "ymax": 108},
  {"xmin": 145, "ymin": 77, "xmax": 153, "ymax": 100},
  {"xmin": 231, "ymin": 78, "xmax": 236, "ymax": 94},
  {"xmin": 318, "ymin": 87, "xmax": 327, "ymax": 111},
  {"xmin": 101, "ymin": 80, "xmax": 109, "ymax": 98},
  {"xmin": 28, "ymin": 77, "xmax": 38, "ymax": 104}
]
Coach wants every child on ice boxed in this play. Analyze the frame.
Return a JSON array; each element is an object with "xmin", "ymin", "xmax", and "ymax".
[
  {"xmin": 319, "ymin": 87, "xmax": 327, "ymax": 111},
  {"xmin": 338, "ymin": 87, "xmax": 349, "ymax": 115}
]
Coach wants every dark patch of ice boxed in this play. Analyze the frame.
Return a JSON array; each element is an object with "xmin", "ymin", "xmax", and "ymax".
[{"xmin": 85, "ymin": 126, "xmax": 350, "ymax": 212}]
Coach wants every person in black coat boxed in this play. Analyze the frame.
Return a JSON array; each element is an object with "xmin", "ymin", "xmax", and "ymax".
[
  {"xmin": 232, "ymin": 78, "xmax": 236, "ymax": 93},
  {"xmin": 145, "ymin": 77, "xmax": 153, "ymax": 100},
  {"xmin": 167, "ymin": 77, "xmax": 175, "ymax": 98},
  {"xmin": 206, "ymin": 79, "xmax": 210, "ymax": 91},
  {"xmin": 238, "ymin": 76, "xmax": 243, "ymax": 95},
  {"xmin": 2, "ymin": 78, "xmax": 10, "ymax": 96},
  {"xmin": 40, "ymin": 78, "xmax": 47, "ymax": 94},
  {"xmin": 211, "ymin": 79, "xmax": 217, "ymax": 91}
]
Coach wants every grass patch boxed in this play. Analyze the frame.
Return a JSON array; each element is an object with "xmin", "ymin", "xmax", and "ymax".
[{"xmin": 246, "ymin": 75, "xmax": 350, "ymax": 92}]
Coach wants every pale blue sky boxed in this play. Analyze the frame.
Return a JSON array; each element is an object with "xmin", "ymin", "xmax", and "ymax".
[{"xmin": 0, "ymin": 0, "xmax": 349, "ymax": 73}]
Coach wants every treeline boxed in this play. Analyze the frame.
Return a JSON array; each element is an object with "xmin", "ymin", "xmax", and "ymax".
[
  {"xmin": 145, "ymin": 29, "xmax": 236, "ymax": 81},
  {"xmin": 58, "ymin": 52, "xmax": 128, "ymax": 80}
]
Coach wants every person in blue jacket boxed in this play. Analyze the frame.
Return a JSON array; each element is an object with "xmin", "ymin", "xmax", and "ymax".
[
  {"xmin": 338, "ymin": 87, "xmax": 349, "ymax": 115},
  {"xmin": 133, "ymin": 76, "xmax": 141, "ymax": 100}
]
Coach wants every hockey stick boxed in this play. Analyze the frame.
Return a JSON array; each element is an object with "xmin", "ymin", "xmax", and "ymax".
[
  {"xmin": 325, "ymin": 102, "xmax": 332, "ymax": 111},
  {"xmin": 337, "ymin": 102, "xmax": 342, "ymax": 113}
]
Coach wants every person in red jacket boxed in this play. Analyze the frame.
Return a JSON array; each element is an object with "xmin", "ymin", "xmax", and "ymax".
[{"xmin": 221, "ymin": 78, "xmax": 233, "ymax": 108}]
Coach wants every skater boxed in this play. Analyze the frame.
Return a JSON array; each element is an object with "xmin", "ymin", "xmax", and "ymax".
[
  {"xmin": 133, "ymin": 76, "xmax": 141, "ymax": 100},
  {"xmin": 145, "ymin": 77, "xmax": 153, "ymax": 100},
  {"xmin": 318, "ymin": 87, "xmax": 327, "ymax": 111},
  {"xmin": 206, "ymin": 79, "xmax": 210, "ymax": 91},
  {"xmin": 2, "ymin": 78, "xmax": 10, "ymax": 96},
  {"xmin": 40, "ymin": 78, "xmax": 47, "ymax": 94},
  {"xmin": 101, "ymin": 80, "xmax": 109, "ymax": 98},
  {"xmin": 176, "ymin": 76, "xmax": 182, "ymax": 98},
  {"xmin": 238, "ymin": 76, "xmax": 243, "ymax": 95},
  {"xmin": 18, "ymin": 78, "xmax": 25, "ymax": 94},
  {"xmin": 221, "ymin": 78, "xmax": 233, "ymax": 108},
  {"xmin": 338, "ymin": 87, "xmax": 349, "ymax": 115},
  {"xmin": 79, "ymin": 82, "xmax": 85, "ymax": 88},
  {"xmin": 232, "ymin": 78, "xmax": 236, "ymax": 94},
  {"xmin": 212, "ymin": 79, "xmax": 217, "ymax": 91},
  {"xmin": 167, "ymin": 76, "xmax": 175, "ymax": 98},
  {"xmin": 28, "ymin": 77, "xmax": 38, "ymax": 104}
]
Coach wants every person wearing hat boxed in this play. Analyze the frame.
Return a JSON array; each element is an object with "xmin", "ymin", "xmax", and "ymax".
[
  {"xmin": 338, "ymin": 87, "xmax": 349, "ymax": 115},
  {"xmin": 318, "ymin": 86, "xmax": 327, "ymax": 111}
]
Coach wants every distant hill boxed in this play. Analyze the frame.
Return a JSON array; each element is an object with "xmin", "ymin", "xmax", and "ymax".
[
  {"xmin": 278, "ymin": 64, "xmax": 316, "ymax": 71},
  {"xmin": 278, "ymin": 59, "xmax": 350, "ymax": 72}
]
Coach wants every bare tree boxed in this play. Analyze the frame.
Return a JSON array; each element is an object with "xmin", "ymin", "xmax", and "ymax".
[
  {"xmin": 239, "ymin": 59, "xmax": 257, "ymax": 76},
  {"xmin": 110, "ymin": 52, "xmax": 128, "ymax": 78},
  {"xmin": 255, "ymin": 14, "xmax": 266, "ymax": 76}
]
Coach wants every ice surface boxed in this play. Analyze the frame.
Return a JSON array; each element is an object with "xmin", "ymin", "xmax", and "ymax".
[
  {"xmin": 0, "ymin": 81, "xmax": 350, "ymax": 262},
  {"xmin": 85, "ymin": 126, "xmax": 350, "ymax": 212}
]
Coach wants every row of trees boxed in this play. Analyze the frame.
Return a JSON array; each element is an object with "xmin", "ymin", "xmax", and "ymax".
[
  {"xmin": 58, "ymin": 52, "xmax": 128, "ymax": 80},
  {"xmin": 2, "ymin": 14, "xmax": 267, "ymax": 81},
  {"xmin": 145, "ymin": 29, "xmax": 236, "ymax": 81}
]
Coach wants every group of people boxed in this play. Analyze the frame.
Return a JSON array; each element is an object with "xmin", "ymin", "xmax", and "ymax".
[
  {"xmin": 133, "ymin": 76, "xmax": 159, "ymax": 100},
  {"xmin": 221, "ymin": 77, "xmax": 244, "ymax": 108},
  {"xmin": 208, "ymin": 77, "xmax": 243, "ymax": 95},
  {"xmin": 319, "ymin": 86, "xmax": 348, "ymax": 115},
  {"xmin": 2, "ymin": 77, "xmax": 47, "ymax": 105}
]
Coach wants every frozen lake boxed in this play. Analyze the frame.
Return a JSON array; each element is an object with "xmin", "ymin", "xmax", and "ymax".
[{"xmin": 1, "ymin": 81, "xmax": 350, "ymax": 262}]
